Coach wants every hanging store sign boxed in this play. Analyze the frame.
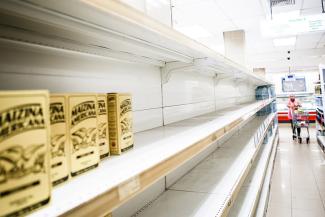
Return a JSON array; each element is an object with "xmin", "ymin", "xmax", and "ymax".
[{"xmin": 261, "ymin": 14, "xmax": 325, "ymax": 37}]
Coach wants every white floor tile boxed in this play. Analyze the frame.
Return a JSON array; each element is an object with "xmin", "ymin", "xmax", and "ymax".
[
  {"xmin": 267, "ymin": 124, "xmax": 325, "ymax": 216},
  {"xmin": 292, "ymin": 198, "xmax": 324, "ymax": 211},
  {"xmin": 266, "ymin": 204, "xmax": 291, "ymax": 217},
  {"xmin": 292, "ymin": 208, "xmax": 325, "ymax": 217}
]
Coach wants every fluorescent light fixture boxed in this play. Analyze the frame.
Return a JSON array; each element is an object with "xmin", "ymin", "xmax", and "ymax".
[
  {"xmin": 176, "ymin": 25, "xmax": 213, "ymax": 38},
  {"xmin": 273, "ymin": 37, "xmax": 296, "ymax": 46}
]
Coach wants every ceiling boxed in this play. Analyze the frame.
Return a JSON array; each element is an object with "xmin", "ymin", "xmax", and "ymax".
[{"xmin": 171, "ymin": 0, "xmax": 325, "ymax": 73}]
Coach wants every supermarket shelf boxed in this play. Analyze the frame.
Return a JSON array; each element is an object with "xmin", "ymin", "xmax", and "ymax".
[
  {"xmin": 315, "ymin": 94, "xmax": 322, "ymax": 98},
  {"xmin": 134, "ymin": 114, "xmax": 275, "ymax": 217},
  {"xmin": 255, "ymin": 129, "xmax": 279, "ymax": 217},
  {"xmin": 28, "ymin": 99, "xmax": 274, "ymax": 217},
  {"xmin": 228, "ymin": 125, "xmax": 279, "ymax": 217},
  {"xmin": 0, "ymin": 0, "xmax": 269, "ymax": 85}
]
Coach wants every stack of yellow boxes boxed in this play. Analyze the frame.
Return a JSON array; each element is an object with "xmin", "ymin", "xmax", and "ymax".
[{"xmin": 0, "ymin": 91, "xmax": 134, "ymax": 216}]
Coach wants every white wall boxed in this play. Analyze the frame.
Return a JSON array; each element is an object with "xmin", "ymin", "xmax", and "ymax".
[
  {"xmin": 265, "ymin": 70, "xmax": 319, "ymax": 94},
  {"xmin": 214, "ymin": 78, "xmax": 255, "ymax": 111}
]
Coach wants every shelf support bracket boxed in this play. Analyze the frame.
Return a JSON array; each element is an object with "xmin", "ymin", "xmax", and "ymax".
[{"xmin": 161, "ymin": 61, "xmax": 194, "ymax": 84}]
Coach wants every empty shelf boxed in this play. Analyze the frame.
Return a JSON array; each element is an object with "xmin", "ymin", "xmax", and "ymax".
[
  {"xmin": 228, "ymin": 125, "xmax": 278, "ymax": 217},
  {"xmin": 27, "ymin": 99, "xmax": 273, "ymax": 217},
  {"xmin": 255, "ymin": 128, "xmax": 279, "ymax": 217},
  {"xmin": 135, "ymin": 114, "xmax": 275, "ymax": 217}
]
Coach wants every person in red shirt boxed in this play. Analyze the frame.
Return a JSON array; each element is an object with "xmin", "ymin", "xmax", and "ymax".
[{"xmin": 287, "ymin": 95, "xmax": 301, "ymax": 139}]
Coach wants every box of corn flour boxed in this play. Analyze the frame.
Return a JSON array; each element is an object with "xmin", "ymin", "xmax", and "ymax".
[
  {"xmin": 97, "ymin": 94, "xmax": 109, "ymax": 160},
  {"xmin": 49, "ymin": 94, "xmax": 69, "ymax": 185},
  {"xmin": 0, "ymin": 90, "xmax": 51, "ymax": 217},
  {"xmin": 107, "ymin": 93, "xmax": 134, "ymax": 155},
  {"xmin": 68, "ymin": 94, "xmax": 99, "ymax": 176}
]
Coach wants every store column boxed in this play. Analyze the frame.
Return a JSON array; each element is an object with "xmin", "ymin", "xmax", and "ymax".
[{"xmin": 223, "ymin": 30, "xmax": 246, "ymax": 66}]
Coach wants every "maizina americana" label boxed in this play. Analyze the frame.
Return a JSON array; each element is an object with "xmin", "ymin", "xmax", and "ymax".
[
  {"xmin": 0, "ymin": 90, "xmax": 51, "ymax": 217},
  {"xmin": 0, "ymin": 104, "xmax": 45, "ymax": 137}
]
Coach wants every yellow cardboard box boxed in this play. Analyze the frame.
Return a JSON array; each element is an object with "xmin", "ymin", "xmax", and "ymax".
[
  {"xmin": 49, "ymin": 95, "xmax": 69, "ymax": 185},
  {"xmin": 97, "ymin": 94, "xmax": 109, "ymax": 160},
  {"xmin": 67, "ymin": 94, "xmax": 99, "ymax": 176},
  {"xmin": 107, "ymin": 93, "xmax": 134, "ymax": 155},
  {"xmin": 0, "ymin": 90, "xmax": 51, "ymax": 216}
]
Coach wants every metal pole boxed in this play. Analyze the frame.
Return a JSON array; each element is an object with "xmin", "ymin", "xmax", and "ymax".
[
  {"xmin": 170, "ymin": 0, "xmax": 174, "ymax": 28},
  {"xmin": 270, "ymin": 0, "xmax": 273, "ymax": 19}
]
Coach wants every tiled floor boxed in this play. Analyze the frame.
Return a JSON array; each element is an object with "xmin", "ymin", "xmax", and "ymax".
[{"xmin": 266, "ymin": 124, "xmax": 325, "ymax": 217}]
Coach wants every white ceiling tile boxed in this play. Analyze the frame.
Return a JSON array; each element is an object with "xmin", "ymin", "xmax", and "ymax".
[
  {"xmin": 301, "ymin": 7, "xmax": 323, "ymax": 15},
  {"xmin": 302, "ymin": 0, "xmax": 323, "ymax": 9},
  {"xmin": 295, "ymin": 40, "xmax": 318, "ymax": 49},
  {"xmin": 200, "ymin": 20, "xmax": 238, "ymax": 33},
  {"xmin": 173, "ymin": 0, "xmax": 324, "ymax": 72},
  {"xmin": 172, "ymin": 0, "xmax": 237, "ymax": 34},
  {"xmin": 297, "ymin": 33, "xmax": 323, "ymax": 43},
  {"xmin": 216, "ymin": 0, "xmax": 264, "ymax": 19},
  {"xmin": 295, "ymin": 32, "xmax": 323, "ymax": 49},
  {"xmin": 232, "ymin": 16, "xmax": 264, "ymax": 31},
  {"xmin": 272, "ymin": 45, "xmax": 296, "ymax": 52},
  {"xmin": 172, "ymin": 0, "xmax": 228, "ymax": 23}
]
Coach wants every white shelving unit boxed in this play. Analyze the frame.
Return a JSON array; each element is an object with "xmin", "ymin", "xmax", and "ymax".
[
  {"xmin": 133, "ymin": 114, "xmax": 276, "ymax": 217},
  {"xmin": 255, "ymin": 130, "xmax": 279, "ymax": 217},
  {"xmin": 0, "ymin": 1, "xmax": 277, "ymax": 217},
  {"xmin": 29, "ymin": 99, "xmax": 274, "ymax": 217}
]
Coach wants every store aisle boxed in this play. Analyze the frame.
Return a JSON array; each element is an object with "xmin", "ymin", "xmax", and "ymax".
[{"xmin": 267, "ymin": 124, "xmax": 325, "ymax": 217}]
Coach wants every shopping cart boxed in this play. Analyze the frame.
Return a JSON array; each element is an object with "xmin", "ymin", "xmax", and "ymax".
[{"xmin": 292, "ymin": 108, "xmax": 310, "ymax": 144}]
